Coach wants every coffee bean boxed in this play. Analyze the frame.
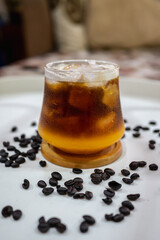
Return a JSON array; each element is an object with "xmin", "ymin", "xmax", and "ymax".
[
  {"xmin": 15, "ymin": 157, "xmax": 25, "ymax": 164},
  {"xmin": 104, "ymin": 168, "xmax": 115, "ymax": 176},
  {"xmin": 64, "ymin": 179, "xmax": 74, "ymax": 187},
  {"xmin": 67, "ymin": 186, "xmax": 77, "ymax": 196},
  {"xmin": 12, "ymin": 210, "xmax": 22, "ymax": 220},
  {"xmin": 73, "ymin": 177, "xmax": 83, "ymax": 184},
  {"xmin": 94, "ymin": 169, "xmax": 103, "ymax": 174},
  {"xmin": 142, "ymin": 127, "xmax": 150, "ymax": 131},
  {"xmin": 11, "ymin": 126, "xmax": 17, "ymax": 132},
  {"xmin": 21, "ymin": 152, "xmax": 27, "ymax": 157},
  {"xmin": 132, "ymin": 133, "xmax": 140, "ymax": 138},
  {"xmin": 0, "ymin": 151, "xmax": 8, "ymax": 157},
  {"xmin": 112, "ymin": 214, "xmax": 124, "ymax": 222},
  {"xmin": 57, "ymin": 187, "xmax": 68, "ymax": 195},
  {"xmin": 104, "ymin": 188, "xmax": 115, "ymax": 198},
  {"xmin": 149, "ymin": 163, "xmax": 158, "ymax": 171},
  {"xmin": 91, "ymin": 178, "xmax": 102, "ymax": 185},
  {"xmin": 38, "ymin": 222, "xmax": 50, "ymax": 233},
  {"xmin": 149, "ymin": 144, "xmax": 155, "ymax": 150},
  {"xmin": 11, "ymin": 162, "xmax": 19, "ymax": 168},
  {"xmin": 80, "ymin": 221, "xmax": 89, "ymax": 233},
  {"xmin": 153, "ymin": 129, "xmax": 159, "ymax": 133},
  {"xmin": 105, "ymin": 213, "xmax": 113, "ymax": 221},
  {"xmin": 49, "ymin": 178, "xmax": 58, "ymax": 187},
  {"xmin": 127, "ymin": 194, "xmax": 140, "ymax": 201},
  {"xmin": 121, "ymin": 169, "xmax": 130, "ymax": 176},
  {"xmin": 22, "ymin": 179, "xmax": 30, "ymax": 189},
  {"xmin": 20, "ymin": 142, "xmax": 29, "ymax": 148},
  {"xmin": 122, "ymin": 201, "xmax": 134, "ymax": 210},
  {"xmin": 56, "ymin": 223, "xmax": 67, "ymax": 233},
  {"xmin": 5, "ymin": 160, "xmax": 13, "ymax": 167},
  {"xmin": 102, "ymin": 197, "xmax": 112, "ymax": 205},
  {"xmin": 28, "ymin": 153, "xmax": 36, "ymax": 160},
  {"xmin": 37, "ymin": 180, "xmax": 47, "ymax": 188},
  {"xmin": 39, "ymin": 216, "xmax": 46, "ymax": 223},
  {"xmin": 101, "ymin": 172, "xmax": 110, "ymax": 180},
  {"xmin": 1, "ymin": 206, "xmax": 13, "ymax": 217},
  {"xmin": 73, "ymin": 193, "xmax": 85, "ymax": 199},
  {"xmin": 133, "ymin": 127, "xmax": 140, "ymax": 132},
  {"xmin": 129, "ymin": 161, "xmax": 139, "ymax": 170},
  {"xmin": 0, "ymin": 157, "xmax": 8, "ymax": 163},
  {"xmin": 85, "ymin": 191, "xmax": 93, "ymax": 200},
  {"xmin": 83, "ymin": 215, "xmax": 95, "ymax": 225},
  {"xmin": 3, "ymin": 141, "xmax": 10, "ymax": 147},
  {"xmin": 31, "ymin": 121, "xmax": 37, "ymax": 126},
  {"xmin": 42, "ymin": 187, "xmax": 54, "ymax": 196},
  {"xmin": 130, "ymin": 173, "xmax": 140, "ymax": 180},
  {"xmin": 124, "ymin": 119, "xmax": 127, "ymax": 123},
  {"xmin": 27, "ymin": 149, "xmax": 36, "ymax": 155},
  {"xmin": 122, "ymin": 178, "xmax": 134, "ymax": 184},
  {"xmin": 108, "ymin": 181, "xmax": 122, "ymax": 191},
  {"xmin": 72, "ymin": 168, "xmax": 83, "ymax": 174},
  {"xmin": 7, "ymin": 145, "xmax": 15, "ymax": 151},
  {"xmin": 9, "ymin": 153, "xmax": 20, "ymax": 161},
  {"xmin": 74, "ymin": 182, "xmax": 83, "ymax": 191},
  {"xmin": 47, "ymin": 217, "xmax": 61, "ymax": 227},
  {"xmin": 90, "ymin": 173, "xmax": 101, "ymax": 180},
  {"xmin": 119, "ymin": 207, "xmax": 130, "ymax": 216},
  {"xmin": 125, "ymin": 127, "xmax": 131, "ymax": 131},
  {"xmin": 39, "ymin": 160, "xmax": 47, "ymax": 167},
  {"xmin": 149, "ymin": 121, "xmax": 156, "ymax": 125},
  {"xmin": 149, "ymin": 140, "xmax": 156, "ymax": 144},
  {"xmin": 138, "ymin": 161, "xmax": 147, "ymax": 167},
  {"xmin": 51, "ymin": 172, "xmax": 62, "ymax": 181},
  {"xmin": 14, "ymin": 137, "xmax": 19, "ymax": 142}
]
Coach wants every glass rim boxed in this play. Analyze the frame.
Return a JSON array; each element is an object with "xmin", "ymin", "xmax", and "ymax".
[{"xmin": 45, "ymin": 59, "xmax": 119, "ymax": 74}]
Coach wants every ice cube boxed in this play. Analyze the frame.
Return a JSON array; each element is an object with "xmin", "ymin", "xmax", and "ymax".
[
  {"xmin": 96, "ymin": 112, "xmax": 115, "ymax": 131},
  {"xmin": 102, "ymin": 83, "xmax": 118, "ymax": 108}
]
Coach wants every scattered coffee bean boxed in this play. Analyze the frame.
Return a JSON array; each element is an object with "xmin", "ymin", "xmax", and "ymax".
[
  {"xmin": 7, "ymin": 145, "xmax": 15, "ymax": 151},
  {"xmin": 5, "ymin": 160, "xmax": 13, "ymax": 167},
  {"xmin": 39, "ymin": 160, "xmax": 47, "ymax": 167},
  {"xmin": 1, "ymin": 206, "xmax": 13, "ymax": 217},
  {"xmin": 149, "ymin": 163, "xmax": 158, "ymax": 171},
  {"xmin": 80, "ymin": 221, "xmax": 89, "ymax": 233},
  {"xmin": 91, "ymin": 178, "xmax": 102, "ymax": 185},
  {"xmin": 122, "ymin": 201, "xmax": 134, "ymax": 210},
  {"xmin": 11, "ymin": 126, "xmax": 17, "ymax": 132},
  {"xmin": 72, "ymin": 168, "xmax": 83, "ymax": 174},
  {"xmin": 133, "ymin": 127, "xmax": 140, "ymax": 132},
  {"xmin": 9, "ymin": 153, "xmax": 20, "ymax": 161},
  {"xmin": 56, "ymin": 223, "xmax": 67, "ymax": 233},
  {"xmin": 104, "ymin": 168, "xmax": 115, "ymax": 176},
  {"xmin": 149, "ymin": 121, "xmax": 156, "ymax": 125},
  {"xmin": 0, "ymin": 157, "xmax": 7, "ymax": 163},
  {"xmin": 22, "ymin": 179, "xmax": 30, "ymax": 189},
  {"xmin": 12, "ymin": 210, "xmax": 22, "ymax": 220},
  {"xmin": 102, "ymin": 197, "xmax": 112, "ymax": 205},
  {"xmin": 142, "ymin": 127, "xmax": 150, "ymax": 131},
  {"xmin": 73, "ymin": 193, "xmax": 85, "ymax": 199},
  {"xmin": 0, "ymin": 151, "xmax": 8, "ymax": 157},
  {"xmin": 124, "ymin": 119, "xmax": 127, "ymax": 123},
  {"xmin": 39, "ymin": 216, "xmax": 46, "ymax": 223},
  {"xmin": 112, "ymin": 214, "xmax": 124, "ymax": 222},
  {"xmin": 57, "ymin": 187, "xmax": 68, "ymax": 195},
  {"xmin": 108, "ymin": 181, "xmax": 122, "ymax": 191},
  {"xmin": 119, "ymin": 207, "xmax": 130, "ymax": 216},
  {"xmin": 129, "ymin": 161, "xmax": 139, "ymax": 170},
  {"xmin": 3, "ymin": 141, "xmax": 10, "ymax": 147},
  {"xmin": 51, "ymin": 172, "xmax": 62, "ymax": 181},
  {"xmin": 38, "ymin": 222, "xmax": 50, "ymax": 233},
  {"xmin": 85, "ymin": 191, "xmax": 93, "ymax": 200},
  {"xmin": 101, "ymin": 172, "xmax": 110, "ymax": 180},
  {"xmin": 37, "ymin": 180, "xmax": 47, "ymax": 188},
  {"xmin": 47, "ymin": 217, "xmax": 61, "ymax": 227},
  {"xmin": 94, "ymin": 169, "xmax": 103, "ymax": 174},
  {"xmin": 127, "ymin": 194, "xmax": 140, "ymax": 201},
  {"xmin": 83, "ymin": 215, "xmax": 95, "ymax": 225},
  {"xmin": 11, "ymin": 162, "xmax": 19, "ymax": 168},
  {"xmin": 15, "ymin": 157, "xmax": 25, "ymax": 164},
  {"xmin": 49, "ymin": 178, "xmax": 58, "ymax": 187},
  {"xmin": 149, "ymin": 144, "xmax": 155, "ymax": 150},
  {"xmin": 74, "ymin": 182, "xmax": 83, "ymax": 191},
  {"xmin": 28, "ymin": 153, "xmax": 36, "ymax": 160},
  {"xmin": 149, "ymin": 140, "xmax": 156, "ymax": 144},
  {"xmin": 153, "ymin": 129, "xmax": 159, "ymax": 133},
  {"xmin": 138, "ymin": 161, "xmax": 147, "ymax": 167},
  {"xmin": 73, "ymin": 177, "xmax": 83, "ymax": 184},
  {"xmin": 121, "ymin": 169, "xmax": 130, "ymax": 176},
  {"xmin": 105, "ymin": 213, "xmax": 113, "ymax": 221},
  {"xmin": 64, "ymin": 179, "xmax": 74, "ymax": 187},
  {"xmin": 42, "ymin": 187, "xmax": 54, "ymax": 196},
  {"xmin": 122, "ymin": 178, "xmax": 134, "ymax": 184},
  {"xmin": 31, "ymin": 121, "xmax": 37, "ymax": 126},
  {"xmin": 13, "ymin": 137, "xmax": 19, "ymax": 142},
  {"xmin": 132, "ymin": 133, "xmax": 140, "ymax": 138},
  {"xmin": 67, "ymin": 186, "xmax": 77, "ymax": 196},
  {"xmin": 125, "ymin": 127, "xmax": 131, "ymax": 131},
  {"xmin": 130, "ymin": 173, "xmax": 140, "ymax": 180},
  {"xmin": 104, "ymin": 188, "xmax": 115, "ymax": 198}
]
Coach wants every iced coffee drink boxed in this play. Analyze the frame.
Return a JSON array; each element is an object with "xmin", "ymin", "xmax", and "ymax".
[{"xmin": 38, "ymin": 60, "xmax": 125, "ymax": 167}]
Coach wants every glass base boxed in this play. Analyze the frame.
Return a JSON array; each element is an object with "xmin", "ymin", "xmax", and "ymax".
[{"xmin": 41, "ymin": 141, "xmax": 122, "ymax": 169}]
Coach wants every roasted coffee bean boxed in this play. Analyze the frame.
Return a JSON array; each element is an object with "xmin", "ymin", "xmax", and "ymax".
[
  {"xmin": 83, "ymin": 215, "xmax": 95, "ymax": 225},
  {"xmin": 104, "ymin": 168, "xmax": 115, "ymax": 176},
  {"xmin": 7, "ymin": 145, "xmax": 15, "ymax": 151},
  {"xmin": 125, "ymin": 127, "xmax": 131, "ymax": 131},
  {"xmin": 39, "ymin": 160, "xmax": 47, "ymax": 167},
  {"xmin": 51, "ymin": 172, "xmax": 62, "ymax": 181},
  {"xmin": 121, "ymin": 169, "xmax": 130, "ymax": 176},
  {"xmin": 31, "ymin": 121, "xmax": 37, "ymax": 126},
  {"xmin": 27, "ymin": 149, "xmax": 36, "ymax": 155},
  {"xmin": 130, "ymin": 173, "xmax": 140, "ymax": 180},
  {"xmin": 85, "ymin": 191, "xmax": 93, "ymax": 200},
  {"xmin": 90, "ymin": 173, "xmax": 102, "ymax": 179},
  {"xmin": 73, "ymin": 177, "xmax": 83, "ymax": 184},
  {"xmin": 49, "ymin": 178, "xmax": 58, "ymax": 187},
  {"xmin": 28, "ymin": 153, "xmax": 36, "ymax": 160},
  {"xmin": 112, "ymin": 214, "xmax": 124, "ymax": 222},
  {"xmin": 5, "ymin": 160, "xmax": 13, "ymax": 167},
  {"xmin": 64, "ymin": 179, "xmax": 74, "ymax": 187},
  {"xmin": 129, "ymin": 161, "xmax": 139, "ymax": 170},
  {"xmin": 47, "ymin": 217, "xmax": 61, "ymax": 227},
  {"xmin": 31, "ymin": 142, "xmax": 40, "ymax": 150},
  {"xmin": 21, "ymin": 152, "xmax": 27, "ymax": 157},
  {"xmin": 132, "ymin": 133, "xmax": 140, "ymax": 138},
  {"xmin": 11, "ymin": 162, "xmax": 19, "ymax": 168},
  {"xmin": 133, "ymin": 127, "xmax": 140, "ymax": 132},
  {"xmin": 1, "ymin": 206, "xmax": 13, "ymax": 217},
  {"xmin": 56, "ymin": 223, "xmax": 67, "ymax": 233},
  {"xmin": 102, "ymin": 197, "xmax": 112, "ymax": 205},
  {"xmin": 12, "ymin": 210, "xmax": 22, "ymax": 220},
  {"xmin": 149, "ymin": 121, "xmax": 156, "ymax": 125},
  {"xmin": 13, "ymin": 137, "xmax": 19, "ymax": 142},
  {"xmin": 105, "ymin": 213, "xmax": 113, "ymax": 221},
  {"xmin": 149, "ymin": 144, "xmax": 155, "ymax": 150},
  {"xmin": 20, "ymin": 134, "xmax": 26, "ymax": 139},
  {"xmin": 138, "ymin": 161, "xmax": 147, "ymax": 167},
  {"xmin": 74, "ymin": 182, "xmax": 83, "ymax": 191},
  {"xmin": 22, "ymin": 179, "xmax": 30, "ymax": 189},
  {"xmin": 153, "ymin": 129, "xmax": 159, "ymax": 133},
  {"xmin": 19, "ymin": 142, "xmax": 29, "ymax": 148},
  {"xmin": 149, "ymin": 163, "xmax": 158, "ymax": 171},
  {"xmin": 56, "ymin": 185, "xmax": 61, "ymax": 189},
  {"xmin": 38, "ymin": 222, "xmax": 50, "ymax": 233},
  {"xmin": 127, "ymin": 194, "xmax": 140, "ymax": 201},
  {"xmin": 0, "ymin": 149, "xmax": 5, "ymax": 153},
  {"xmin": 72, "ymin": 168, "xmax": 83, "ymax": 174},
  {"xmin": 122, "ymin": 201, "xmax": 134, "ymax": 210},
  {"xmin": 73, "ymin": 193, "xmax": 85, "ymax": 199},
  {"xmin": 142, "ymin": 127, "xmax": 150, "ymax": 131},
  {"xmin": 15, "ymin": 157, "xmax": 25, "ymax": 164},
  {"xmin": 39, "ymin": 216, "xmax": 46, "ymax": 223},
  {"xmin": 67, "ymin": 186, "xmax": 77, "ymax": 196},
  {"xmin": 80, "ymin": 221, "xmax": 89, "ymax": 233},
  {"xmin": 9, "ymin": 153, "xmax": 20, "ymax": 161},
  {"xmin": 104, "ymin": 188, "xmax": 115, "ymax": 198},
  {"xmin": 3, "ymin": 141, "xmax": 10, "ymax": 147},
  {"xmin": 57, "ymin": 187, "xmax": 68, "ymax": 195},
  {"xmin": 91, "ymin": 178, "xmax": 102, "ymax": 185},
  {"xmin": 122, "ymin": 178, "xmax": 134, "ymax": 184},
  {"xmin": 149, "ymin": 140, "xmax": 156, "ymax": 144},
  {"xmin": 101, "ymin": 172, "xmax": 110, "ymax": 180},
  {"xmin": 108, "ymin": 181, "xmax": 122, "ymax": 191},
  {"xmin": 15, "ymin": 149, "xmax": 21, "ymax": 154},
  {"xmin": 119, "ymin": 207, "xmax": 130, "ymax": 216},
  {"xmin": 11, "ymin": 126, "xmax": 17, "ymax": 132},
  {"xmin": 124, "ymin": 119, "xmax": 127, "ymax": 123},
  {"xmin": 0, "ymin": 151, "xmax": 8, "ymax": 157},
  {"xmin": 42, "ymin": 187, "xmax": 54, "ymax": 196},
  {"xmin": 37, "ymin": 180, "xmax": 47, "ymax": 188},
  {"xmin": 94, "ymin": 169, "xmax": 103, "ymax": 174},
  {"xmin": 0, "ymin": 157, "xmax": 7, "ymax": 163}
]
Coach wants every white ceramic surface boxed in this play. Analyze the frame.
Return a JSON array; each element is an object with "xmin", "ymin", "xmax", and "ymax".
[{"xmin": 0, "ymin": 76, "xmax": 160, "ymax": 240}]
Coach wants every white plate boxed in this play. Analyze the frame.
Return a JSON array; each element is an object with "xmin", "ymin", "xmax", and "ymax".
[{"xmin": 0, "ymin": 75, "xmax": 160, "ymax": 240}]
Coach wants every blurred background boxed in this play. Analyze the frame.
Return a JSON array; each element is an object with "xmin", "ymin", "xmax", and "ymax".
[{"xmin": 0, "ymin": 0, "xmax": 160, "ymax": 79}]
